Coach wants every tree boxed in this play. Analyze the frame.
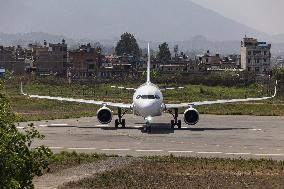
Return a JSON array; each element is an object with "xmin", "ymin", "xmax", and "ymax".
[
  {"xmin": 157, "ymin": 42, "xmax": 171, "ymax": 63},
  {"xmin": 273, "ymin": 68, "xmax": 284, "ymax": 81},
  {"xmin": 115, "ymin": 32, "xmax": 140, "ymax": 57},
  {"xmin": 0, "ymin": 80, "xmax": 51, "ymax": 189}
]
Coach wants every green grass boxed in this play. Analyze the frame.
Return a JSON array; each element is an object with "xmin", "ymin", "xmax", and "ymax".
[
  {"xmin": 5, "ymin": 78, "xmax": 284, "ymax": 122},
  {"xmin": 60, "ymin": 155, "xmax": 284, "ymax": 189},
  {"xmin": 47, "ymin": 151, "xmax": 108, "ymax": 174}
]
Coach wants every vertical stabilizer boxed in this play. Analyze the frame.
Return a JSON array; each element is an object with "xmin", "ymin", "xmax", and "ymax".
[{"xmin": 147, "ymin": 43, "xmax": 151, "ymax": 83}]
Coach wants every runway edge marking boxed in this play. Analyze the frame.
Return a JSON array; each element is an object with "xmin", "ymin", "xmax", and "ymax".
[
  {"xmin": 254, "ymin": 153, "xmax": 284, "ymax": 156},
  {"xmin": 136, "ymin": 149, "xmax": 164, "ymax": 152},
  {"xmin": 168, "ymin": 151, "xmax": 194, "ymax": 153},
  {"xmin": 101, "ymin": 149, "xmax": 131, "ymax": 151},
  {"xmin": 225, "ymin": 152, "xmax": 251, "ymax": 155},
  {"xmin": 68, "ymin": 148, "xmax": 97, "ymax": 150},
  {"xmin": 197, "ymin": 151, "xmax": 223, "ymax": 154}
]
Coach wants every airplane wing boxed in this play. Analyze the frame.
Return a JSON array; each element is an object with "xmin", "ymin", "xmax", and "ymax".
[
  {"xmin": 110, "ymin": 85, "xmax": 136, "ymax": 91},
  {"xmin": 20, "ymin": 83, "xmax": 132, "ymax": 109},
  {"xmin": 165, "ymin": 81, "xmax": 278, "ymax": 109}
]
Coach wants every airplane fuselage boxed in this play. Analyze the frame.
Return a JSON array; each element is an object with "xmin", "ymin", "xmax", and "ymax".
[{"xmin": 132, "ymin": 82, "xmax": 164, "ymax": 118}]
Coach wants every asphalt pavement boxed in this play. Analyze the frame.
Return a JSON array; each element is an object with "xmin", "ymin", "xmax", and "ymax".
[{"xmin": 18, "ymin": 114, "xmax": 284, "ymax": 160}]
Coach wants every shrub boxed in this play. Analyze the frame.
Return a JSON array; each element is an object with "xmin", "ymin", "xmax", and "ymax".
[{"xmin": 0, "ymin": 80, "xmax": 52, "ymax": 189}]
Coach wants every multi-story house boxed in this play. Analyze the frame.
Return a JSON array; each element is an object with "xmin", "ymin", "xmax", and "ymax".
[
  {"xmin": 33, "ymin": 39, "xmax": 68, "ymax": 75},
  {"xmin": 241, "ymin": 37, "xmax": 271, "ymax": 74}
]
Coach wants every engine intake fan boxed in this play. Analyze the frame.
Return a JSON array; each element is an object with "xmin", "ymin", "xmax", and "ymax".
[
  {"xmin": 184, "ymin": 108, "xmax": 199, "ymax": 125},
  {"xmin": 97, "ymin": 107, "xmax": 113, "ymax": 124}
]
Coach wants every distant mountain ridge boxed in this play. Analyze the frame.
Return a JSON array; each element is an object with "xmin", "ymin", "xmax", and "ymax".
[
  {"xmin": 1, "ymin": 32, "xmax": 284, "ymax": 56},
  {"xmin": 0, "ymin": 0, "xmax": 281, "ymax": 42}
]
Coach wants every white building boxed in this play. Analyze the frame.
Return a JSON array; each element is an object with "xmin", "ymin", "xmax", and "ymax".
[{"xmin": 241, "ymin": 37, "xmax": 271, "ymax": 74}]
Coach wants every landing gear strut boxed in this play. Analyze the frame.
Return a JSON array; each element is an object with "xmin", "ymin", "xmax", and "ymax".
[
  {"xmin": 169, "ymin": 108, "xmax": 182, "ymax": 129},
  {"xmin": 115, "ymin": 108, "xmax": 127, "ymax": 128}
]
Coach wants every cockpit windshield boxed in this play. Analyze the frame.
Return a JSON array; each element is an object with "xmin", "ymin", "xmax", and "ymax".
[{"xmin": 136, "ymin": 95, "xmax": 160, "ymax": 99}]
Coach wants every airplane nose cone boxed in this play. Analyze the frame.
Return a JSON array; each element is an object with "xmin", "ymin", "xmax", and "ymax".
[{"xmin": 135, "ymin": 100, "xmax": 161, "ymax": 117}]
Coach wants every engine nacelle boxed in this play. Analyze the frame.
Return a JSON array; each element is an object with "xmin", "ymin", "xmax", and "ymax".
[
  {"xmin": 97, "ymin": 107, "xmax": 113, "ymax": 124},
  {"xmin": 184, "ymin": 108, "xmax": 199, "ymax": 125}
]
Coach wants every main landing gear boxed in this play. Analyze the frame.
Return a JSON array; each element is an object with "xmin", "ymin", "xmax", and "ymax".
[
  {"xmin": 169, "ymin": 108, "xmax": 182, "ymax": 129},
  {"xmin": 115, "ymin": 108, "xmax": 127, "ymax": 129}
]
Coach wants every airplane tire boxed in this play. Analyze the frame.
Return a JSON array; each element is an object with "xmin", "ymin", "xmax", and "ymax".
[
  {"xmin": 144, "ymin": 122, "xmax": 151, "ymax": 133},
  {"xmin": 121, "ymin": 119, "xmax": 126, "ymax": 128},
  {"xmin": 148, "ymin": 127, "xmax": 151, "ymax": 133},
  {"xmin": 170, "ymin": 120, "xmax": 175, "ymax": 129},
  {"xmin": 143, "ymin": 125, "xmax": 148, "ymax": 133},
  {"xmin": 115, "ymin": 119, "xmax": 119, "ymax": 128},
  {"xmin": 178, "ymin": 120, "xmax": 182, "ymax": 129}
]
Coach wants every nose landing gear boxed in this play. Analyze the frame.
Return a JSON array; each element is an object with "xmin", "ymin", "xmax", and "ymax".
[
  {"xmin": 169, "ymin": 108, "xmax": 182, "ymax": 129},
  {"xmin": 143, "ymin": 121, "xmax": 152, "ymax": 133},
  {"xmin": 115, "ymin": 108, "xmax": 127, "ymax": 128}
]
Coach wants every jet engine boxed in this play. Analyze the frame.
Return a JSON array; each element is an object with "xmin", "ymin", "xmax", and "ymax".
[
  {"xmin": 184, "ymin": 108, "xmax": 199, "ymax": 125},
  {"xmin": 97, "ymin": 107, "xmax": 113, "ymax": 124}
]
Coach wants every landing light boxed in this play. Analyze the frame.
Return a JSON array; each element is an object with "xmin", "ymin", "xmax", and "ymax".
[{"xmin": 146, "ymin": 116, "xmax": 152, "ymax": 122}]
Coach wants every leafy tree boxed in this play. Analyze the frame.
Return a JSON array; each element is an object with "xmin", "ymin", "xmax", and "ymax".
[
  {"xmin": 0, "ymin": 80, "xmax": 51, "ymax": 189},
  {"xmin": 273, "ymin": 68, "xmax": 284, "ymax": 81},
  {"xmin": 115, "ymin": 32, "xmax": 140, "ymax": 57},
  {"xmin": 157, "ymin": 42, "xmax": 171, "ymax": 63}
]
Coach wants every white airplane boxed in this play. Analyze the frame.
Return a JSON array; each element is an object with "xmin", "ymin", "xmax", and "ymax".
[{"xmin": 21, "ymin": 44, "xmax": 277, "ymax": 132}]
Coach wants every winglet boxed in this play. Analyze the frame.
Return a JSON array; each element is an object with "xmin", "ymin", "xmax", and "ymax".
[
  {"xmin": 147, "ymin": 43, "xmax": 151, "ymax": 83},
  {"xmin": 272, "ymin": 80, "xmax": 278, "ymax": 98},
  {"xmin": 20, "ymin": 82, "xmax": 27, "ymax": 96}
]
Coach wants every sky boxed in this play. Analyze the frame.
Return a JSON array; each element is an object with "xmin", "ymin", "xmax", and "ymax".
[
  {"xmin": 0, "ymin": 0, "xmax": 283, "ymax": 39},
  {"xmin": 191, "ymin": 0, "xmax": 284, "ymax": 35}
]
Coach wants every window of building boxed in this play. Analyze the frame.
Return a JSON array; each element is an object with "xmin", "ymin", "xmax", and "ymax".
[
  {"xmin": 255, "ymin": 67, "xmax": 260, "ymax": 73},
  {"xmin": 86, "ymin": 59, "xmax": 94, "ymax": 62},
  {"xmin": 248, "ymin": 67, "xmax": 251, "ymax": 71},
  {"xmin": 88, "ymin": 64, "xmax": 95, "ymax": 70},
  {"xmin": 248, "ymin": 51, "xmax": 251, "ymax": 55},
  {"xmin": 264, "ymin": 59, "xmax": 267, "ymax": 63},
  {"xmin": 264, "ymin": 51, "xmax": 267, "ymax": 55},
  {"xmin": 248, "ymin": 58, "xmax": 251, "ymax": 63},
  {"xmin": 206, "ymin": 58, "xmax": 209, "ymax": 62}
]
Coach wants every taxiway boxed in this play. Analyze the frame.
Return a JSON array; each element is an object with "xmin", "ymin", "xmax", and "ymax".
[{"xmin": 18, "ymin": 114, "xmax": 284, "ymax": 160}]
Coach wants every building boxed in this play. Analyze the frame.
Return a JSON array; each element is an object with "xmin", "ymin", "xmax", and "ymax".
[
  {"xmin": 98, "ymin": 54, "xmax": 142, "ymax": 79},
  {"xmin": 241, "ymin": 37, "xmax": 271, "ymax": 74},
  {"xmin": 197, "ymin": 51, "xmax": 221, "ymax": 71},
  {"xmin": 274, "ymin": 57, "xmax": 284, "ymax": 68},
  {"xmin": 33, "ymin": 39, "xmax": 68, "ymax": 75},
  {"xmin": 69, "ymin": 44, "xmax": 98, "ymax": 78},
  {"xmin": 220, "ymin": 55, "xmax": 240, "ymax": 69},
  {"xmin": 0, "ymin": 46, "xmax": 25, "ymax": 74}
]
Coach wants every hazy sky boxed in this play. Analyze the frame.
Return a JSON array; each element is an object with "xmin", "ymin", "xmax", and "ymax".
[
  {"xmin": 0, "ymin": 0, "xmax": 284, "ymax": 39},
  {"xmin": 191, "ymin": 0, "xmax": 284, "ymax": 35}
]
